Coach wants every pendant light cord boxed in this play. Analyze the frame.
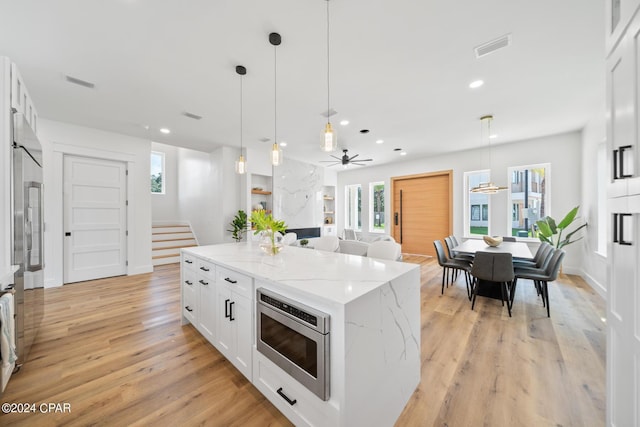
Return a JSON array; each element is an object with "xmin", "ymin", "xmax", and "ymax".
[
  {"xmin": 240, "ymin": 74, "xmax": 243, "ymax": 153},
  {"xmin": 326, "ymin": 0, "xmax": 330, "ymax": 123},
  {"xmin": 274, "ymin": 45, "xmax": 277, "ymax": 146}
]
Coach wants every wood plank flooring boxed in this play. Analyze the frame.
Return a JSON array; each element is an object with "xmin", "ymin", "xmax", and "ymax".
[{"xmin": 0, "ymin": 256, "xmax": 605, "ymax": 426}]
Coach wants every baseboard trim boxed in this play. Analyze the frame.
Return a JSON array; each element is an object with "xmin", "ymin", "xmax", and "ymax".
[{"xmin": 129, "ymin": 265, "xmax": 154, "ymax": 276}]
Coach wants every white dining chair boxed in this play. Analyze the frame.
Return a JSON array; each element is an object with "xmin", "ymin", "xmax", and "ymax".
[
  {"xmin": 343, "ymin": 228, "xmax": 358, "ymax": 240},
  {"xmin": 313, "ymin": 236, "xmax": 340, "ymax": 252},
  {"xmin": 282, "ymin": 232, "xmax": 297, "ymax": 246},
  {"xmin": 338, "ymin": 240, "xmax": 369, "ymax": 256},
  {"xmin": 366, "ymin": 241, "xmax": 402, "ymax": 261}
]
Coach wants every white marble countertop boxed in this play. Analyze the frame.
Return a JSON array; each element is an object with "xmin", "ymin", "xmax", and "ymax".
[{"xmin": 183, "ymin": 242, "xmax": 418, "ymax": 305}]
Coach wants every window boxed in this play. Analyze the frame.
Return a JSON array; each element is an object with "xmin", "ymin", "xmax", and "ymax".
[
  {"xmin": 369, "ymin": 182, "xmax": 385, "ymax": 232},
  {"xmin": 150, "ymin": 151, "xmax": 165, "ymax": 194},
  {"xmin": 507, "ymin": 163, "xmax": 550, "ymax": 238},
  {"xmin": 345, "ymin": 184, "xmax": 362, "ymax": 231},
  {"xmin": 464, "ymin": 170, "xmax": 490, "ymax": 236}
]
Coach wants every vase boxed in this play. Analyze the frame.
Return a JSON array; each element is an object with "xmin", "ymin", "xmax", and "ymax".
[{"xmin": 259, "ymin": 231, "xmax": 284, "ymax": 255}]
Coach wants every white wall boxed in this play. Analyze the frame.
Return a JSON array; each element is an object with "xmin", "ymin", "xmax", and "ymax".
[
  {"xmin": 39, "ymin": 119, "xmax": 153, "ymax": 287},
  {"xmin": 580, "ymin": 115, "xmax": 608, "ymax": 297},
  {"xmin": 0, "ymin": 59, "xmax": 11, "ymax": 282},
  {"xmin": 337, "ymin": 130, "xmax": 584, "ymax": 272}
]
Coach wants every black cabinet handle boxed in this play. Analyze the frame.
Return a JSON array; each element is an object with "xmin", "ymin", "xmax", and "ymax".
[
  {"xmin": 200, "ymin": 266, "xmax": 210, "ymax": 272},
  {"xmin": 613, "ymin": 213, "xmax": 633, "ymax": 245},
  {"xmin": 613, "ymin": 146, "xmax": 633, "ymax": 180},
  {"xmin": 276, "ymin": 388, "xmax": 297, "ymax": 406},
  {"xmin": 185, "ymin": 259, "xmax": 193, "ymax": 264},
  {"xmin": 198, "ymin": 279, "xmax": 209, "ymax": 286},
  {"xmin": 185, "ymin": 306, "xmax": 193, "ymax": 312},
  {"xmin": 65, "ymin": 232, "xmax": 71, "ymax": 236},
  {"xmin": 224, "ymin": 277, "xmax": 237, "ymax": 284},
  {"xmin": 185, "ymin": 280, "xmax": 193, "ymax": 286},
  {"xmin": 224, "ymin": 299, "xmax": 230, "ymax": 318},
  {"xmin": 229, "ymin": 301, "xmax": 235, "ymax": 321}
]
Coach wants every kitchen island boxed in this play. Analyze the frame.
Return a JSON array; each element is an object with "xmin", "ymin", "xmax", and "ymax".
[{"xmin": 181, "ymin": 242, "xmax": 420, "ymax": 427}]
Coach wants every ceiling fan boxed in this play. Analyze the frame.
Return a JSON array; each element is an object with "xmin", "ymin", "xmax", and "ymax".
[{"xmin": 320, "ymin": 149, "xmax": 373, "ymax": 167}]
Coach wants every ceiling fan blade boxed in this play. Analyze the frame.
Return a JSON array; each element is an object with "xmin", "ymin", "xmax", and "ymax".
[
  {"xmin": 320, "ymin": 160, "xmax": 340, "ymax": 164},
  {"xmin": 351, "ymin": 162, "xmax": 368, "ymax": 166},
  {"xmin": 348, "ymin": 153, "xmax": 360, "ymax": 161},
  {"xmin": 329, "ymin": 154, "xmax": 342, "ymax": 161}
]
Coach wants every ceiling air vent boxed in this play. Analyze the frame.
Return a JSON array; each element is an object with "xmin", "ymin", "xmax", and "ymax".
[
  {"xmin": 474, "ymin": 34, "xmax": 511, "ymax": 58},
  {"xmin": 64, "ymin": 75, "xmax": 95, "ymax": 89},
  {"xmin": 182, "ymin": 111, "xmax": 203, "ymax": 120}
]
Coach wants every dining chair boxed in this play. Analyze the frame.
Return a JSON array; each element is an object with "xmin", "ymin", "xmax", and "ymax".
[
  {"xmin": 444, "ymin": 236, "xmax": 474, "ymax": 265},
  {"xmin": 433, "ymin": 240, "xmax": 472, "ymax": 298},
  {"xmin": 512, "ymin": 249, "xmax": 565, "ymax": 317},
  {"xmin": 470, "ymin": 251, "xmax": 514, "ymax": 317},
  {"xmin": 513, "ymin": 242, "xmax": 551, "ymax": 266},
  {"xmin": 343, "ymin": 229, "xmax": 358, "ymax": 240},
  {"xmin": 282, "ymin": 232, "xmax": 297, "ymax": 246},
  {"xmin": 367, "ymin": 241, "xmax": 402, "ymax": 261},
  {"xmin": 313, "ymin": 235, "xmax": 340, "ymax": 252},
  {"xmin": 338, "ymin": 240, "xmax": 369, "ymax": 256}
]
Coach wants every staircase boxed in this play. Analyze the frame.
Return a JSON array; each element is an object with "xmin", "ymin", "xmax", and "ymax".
[{"xmin": 152, "ymin": 223, "xmax": 198, "ymax": 266}]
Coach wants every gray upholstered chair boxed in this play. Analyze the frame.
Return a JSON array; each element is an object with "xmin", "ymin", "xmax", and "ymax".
[
  {"xmin": 434, "ymin": 240, "xmax": 472, "ymax": 297},
  {"xmin": 470, "ymin": 251, "xmax": 514, "ymax": 317},
  {"xmin": 313, "ymin": 235, "xmax": 340, "ymax": 252},
  {"xmin": 513, "ymin": 249, "xmax": 565, "ymax": 317},
  {"xmin": 444, "ymin": 236, "xmax": 474, "ymax": 263}
]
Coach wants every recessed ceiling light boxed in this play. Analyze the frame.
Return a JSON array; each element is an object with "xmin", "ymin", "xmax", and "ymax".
[
  {"xmin": 340, "ymin": 120, "xmax": 349, "ymax": 126},
  {"xmin": 469, "ymin": 80, "xmax": 484, "ymax": 89},
  {"xmin": 280, "ymin": 141, "xmax": 287, "ymax": 147},
  {"xmin": 400, "ymin": 151, "xmax": 407, "ymax": 156},
  {"xmin": 489, "ymin": 134, "xmax": 497, "ymax": 139},
  {"xmin": 160, "ymin": 128, "xmax": 171, "ymax": 134},
  {"xmin": 376, "ymin": 139, "xmax": 384, "ymax": 144}
]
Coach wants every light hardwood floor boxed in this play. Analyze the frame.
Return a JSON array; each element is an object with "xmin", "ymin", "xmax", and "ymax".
[{"xmin": 1, "ymin": 256, "xmax": 605, "ymax": 426}]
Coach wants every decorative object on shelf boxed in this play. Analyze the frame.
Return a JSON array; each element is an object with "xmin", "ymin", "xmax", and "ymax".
[
  {"xmin": 470, "ymin": 115, "xmax": 507, "ymax": 194},
  {"xmin": 251, "ymin": 209, "xmax": 288, "ymax": 255},
  {"xmin": 320, "ymin": 149, "xmax": 372, "ymax": 167},
  {"xmin": 252, "ymin": 187, "xmax": 263, "ymax": 191},
  {"xmin": 253, "ymin": 203, "xmax": 264, "ymax": 211},
  {"xmin": 235, "ymin": 65, "xmax": 247, "ymax": 174},
  {"xmin": 535, "ymin": 205, "xmax": 587, "ymax": 249},
  {"xmin": 483, "ymin": 235, "xmax": 503, "ymax": 247},
  {"xmin": 300, "ymin": 239, "xmax": 309, "ymax": 247},
  {"xmin": 227, "ymin": 210, "xmax": 248, "ymax": 242},
  {"xmin": 321, "ymin": 0, "xmax": 337, "ymax": 153},
  {"xmin": 269, "ymin": 32, "xmax": 283, "ymax": 166}
]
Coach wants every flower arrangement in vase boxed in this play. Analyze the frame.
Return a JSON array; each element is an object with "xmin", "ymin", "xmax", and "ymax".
[{"xmin": 250, "ymin": 210, "xmax": 288, "ymax": 255}]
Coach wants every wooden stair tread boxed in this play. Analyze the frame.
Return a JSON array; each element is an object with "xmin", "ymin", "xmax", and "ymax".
[
  {"xmin": 152, "ymin": 224, "xmax": 189, "ymax": 228},
  {"xmin": 152, "ymin": 237, "xmax": 197, "ymax": 243},
  {"xmin": 152, "ymin": 231, "xmax": 193, "ymax": 235},
  {"xmin": 152, "ymin": 253, "xmax": 182, "ymax": 260},
  {"xmin": 152, "ymin": 244, "xmax": 197, "ymax": 251}
]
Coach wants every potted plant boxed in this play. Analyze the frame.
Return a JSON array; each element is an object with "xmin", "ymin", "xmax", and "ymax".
[
  {"xmin": 299, "ymin": 239, "xmax": 309, "ymax": 248},
  {"xmin": 227, "ymin": 210, "xmax": 248, "ymax": 242},
  {"xmin": 535, "ymin": 205, "xmax": 587, "ymax": 249},
  {"xmin": 250, "ymin": 209, "xmax": 288, "ymax": 255}
]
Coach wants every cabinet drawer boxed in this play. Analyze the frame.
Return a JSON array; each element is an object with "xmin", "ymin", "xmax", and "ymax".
[
  {"xmin": 182, "ymin": 253, "xmax": 197, "ymax": 270},
  {"xmin": 217, "ymin": 266, "xmax": 253, "ymax": 299},
  {"xmin": 197, "ymin": 259, "xmax": 215, "ymax": 278},
  {"xmin": 182, "ymin": 280, "xmax": 197, "ymax": 324},
  {"xmin": 254, "ymin": 353, "xmax": 337, "ymax": 427}
]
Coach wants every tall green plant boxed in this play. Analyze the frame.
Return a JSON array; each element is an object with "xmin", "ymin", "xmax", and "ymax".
[
  {"xmin": 227, "ymin": 210, "xmax": 248, "ymax": 242},
  {"xmin": 535, "ymin": 206, "xmax": 587, "ymax": 249},
  {"xmin": 250, "ymin": 210, "xmax": 287, "ymax": 254}
]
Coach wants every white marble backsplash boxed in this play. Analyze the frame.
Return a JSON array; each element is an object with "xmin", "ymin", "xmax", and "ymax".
[{"xmin": 273, "ymin": 158, "xmax": 323, "ymax": 228}]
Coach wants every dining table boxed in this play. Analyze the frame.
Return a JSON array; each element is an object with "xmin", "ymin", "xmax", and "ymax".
[
  {"xmin": 452, "ymin": 239, "xmax": 533, "ymax": 302},
  {"xmin": 452, "ymin": 239, "xmax": 533, "ymax": 259}
]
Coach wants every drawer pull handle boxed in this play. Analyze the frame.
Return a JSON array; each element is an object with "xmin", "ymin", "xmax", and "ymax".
[
  {"xmin": 229, "ymin": 301, "xmax": 235, "ymax": 321},
  {"xmin": 224, "ymin": 299, "xmax": 230, "ymax": 318},
  {"xmin": 185, "ymin": 259, "xmax": 193, "ymax": 264},
  {"xmin": 200, "ymin": 266, "xmax": 210, "ymax": 272},
  {"xmin": 199, "ymin": 279, "xmax": 209, "ymax": 286},
  {"xmin": 185, "ymin": 306, "xmax": 193, "ymax": 312},
  {"xmin": 185, "ymin": 280, "xmax": 193, "ymax": 286},
  {"xmin": 224, "ymin": 277, "xmax": 237, "ymax": 284},
  {"xmin": 277, "ymin": 388, "xmax": 297, "ymax": 406}
]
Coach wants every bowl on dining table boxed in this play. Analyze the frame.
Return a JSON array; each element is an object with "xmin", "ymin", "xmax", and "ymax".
[{"xmin": 483, "ymin": 235, "xmax": 503, "ymax": 247}]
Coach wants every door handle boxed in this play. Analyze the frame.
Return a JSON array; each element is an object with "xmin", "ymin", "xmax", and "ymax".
[
  {"xmin": 394, "ymin": 212, "xmax": 398, "ymax": 225},
  {"xmin": 198, "ymin": 279, "xmax": 208, "ymax": 286}
]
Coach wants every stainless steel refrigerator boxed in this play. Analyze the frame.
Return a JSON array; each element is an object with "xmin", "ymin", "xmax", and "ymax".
[{"xmin": 11, "ymin": 111, "xmax": 44, "ymax": 367}]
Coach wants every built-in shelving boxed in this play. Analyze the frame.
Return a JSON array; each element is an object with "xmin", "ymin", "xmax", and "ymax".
[{"xmin": 251, "ymin": 189, "xmax": 271, "ymax": 195}]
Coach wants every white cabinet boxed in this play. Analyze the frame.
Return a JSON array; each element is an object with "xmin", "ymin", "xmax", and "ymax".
[
  {"xmin": 181, "ymin": 254, "xmax": 198, "ymax": 325},
  {"xmin": 606, "ymin": 6, "xmax": 640, "ymax": 426},
  {"xmin": 10, "ymin": 63, "xmax": 38, "ymax": 133},
  {"xmin": 215, "ymin": 266, "xmax": 253, "ymax": 380},
  {"xmin": 195, "ymin": 259, "xmax": 216, "ymax": 343}
]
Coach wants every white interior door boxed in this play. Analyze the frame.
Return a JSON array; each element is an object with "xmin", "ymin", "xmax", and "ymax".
[{"xmin": 64, "ymin": 155, "xmax": 127, "ymax": 283}]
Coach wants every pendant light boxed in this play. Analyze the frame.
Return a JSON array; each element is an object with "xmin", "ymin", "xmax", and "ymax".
[
  {"xmin": 235, "ymin": 65, "xmax": 247, "ymax": 174},
  {"xmin": 270, "ymin": 32, "xmax": 283, "ymax": 166},
  {"xmin": 321, "ymin": 0, "xmax": 337, "ymax": 152},
  {"xmin": 470, "ymin": 115, "xmax": 507, "ymax": 194}
]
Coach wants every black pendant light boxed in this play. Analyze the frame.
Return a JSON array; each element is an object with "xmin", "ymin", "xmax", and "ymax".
[{"xmin": 235, "ymin": 65, "xmax": 247, "ymax": 174}]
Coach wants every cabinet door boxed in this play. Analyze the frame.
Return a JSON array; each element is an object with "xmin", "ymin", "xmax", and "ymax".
[
  {"xmin": 197, "ymin": 272, "xmax": 216, "ymax": 343},
  {"xmin": 232, "ymin": 293, "xmax": 253, "ymax": 380},
  {"xmin": 182, "ymin": 269, "xmax": 197, "ymax": 325},
  {"xmin": 215, "ymin": 284, "xmax": 233, "ymax": 360}
]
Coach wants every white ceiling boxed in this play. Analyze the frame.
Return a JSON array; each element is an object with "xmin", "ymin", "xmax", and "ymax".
[{"xmin": 0, "ymin": 0, "xmax": 604, "ymax": 168}]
